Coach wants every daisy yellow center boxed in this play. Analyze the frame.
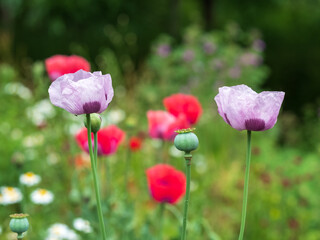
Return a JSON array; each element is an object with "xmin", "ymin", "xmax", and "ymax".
[
  {"xmin": 25, "ymin": 172, "xmax": 35, "ymax": 177},
  {"xmin": 39, "ymin": 189, "xmax": 48, "ymax": 195},
  {"xmin": 7, "ymin": 187, "xmax": 14, "ymax": 191}
]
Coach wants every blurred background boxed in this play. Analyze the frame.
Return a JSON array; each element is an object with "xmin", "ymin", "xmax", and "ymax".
[{"xmin": 0, "ymin": 0, "xmax": 320, "ymax": 239}]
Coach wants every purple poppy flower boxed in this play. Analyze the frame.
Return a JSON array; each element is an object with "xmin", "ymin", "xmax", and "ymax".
[
  {"xmin": 214, "ymin": 85, "xmax": 285, "ymax": 131},
  {"xmin": 48, "ymin": 70, "xmax": 114, "ymax": 115}
]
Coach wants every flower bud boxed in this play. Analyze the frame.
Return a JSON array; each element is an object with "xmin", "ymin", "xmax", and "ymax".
[
  {"xmin": 174, "ymin": 129, "xmax": 199, "ymax": 153},
  {"xmin": 84, "ymin": 113, "xmax": 102, "ymax": 133},
  {"xmin": 9, "ymin": 213, "xmax": 29, "ymax": 238}
]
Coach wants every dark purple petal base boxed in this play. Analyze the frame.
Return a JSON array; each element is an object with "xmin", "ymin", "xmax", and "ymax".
[
  {"xmin": 245, "ymin": 118, "xmax": 265, "ymax": 131},
  {"xmin": 83, "ymin": 101, "xmax": 101, "ymax": 114}
]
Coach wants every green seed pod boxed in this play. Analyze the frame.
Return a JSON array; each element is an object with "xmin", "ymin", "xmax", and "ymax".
[
  {"xmin": 174, "ymin": 129, "xmax": 199, "ymax": 153},
  {"xmin": 9, "ymin": 214, "xmax": 29, "ymax": 238},
  {"xmin": 84, "ymin": 113, "xmax": 102, "ymax": 133}
]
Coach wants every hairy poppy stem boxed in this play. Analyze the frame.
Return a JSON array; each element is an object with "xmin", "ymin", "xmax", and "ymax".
[
  {"xmin": 181, "ymin": 153, "xmax": 192, "ymax": 240},
  {"xmin": 86, "ymin": 114, "xmax": 107, "ymax": 240},
  {"xmin": 238, "ymin": 130, "xmax": 252, "ymax": 240}
]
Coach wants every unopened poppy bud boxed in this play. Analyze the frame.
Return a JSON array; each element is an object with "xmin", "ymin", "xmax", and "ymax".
[
  {"xmin": 174, "ymin": 128, "xmax": 199, "ymax": 153},
  {"xmin": 84, "ymin": 113, "xmax": 102, "ymax": 133},
  {"xmin": 9, "ymin": 213, "xmax": 29, "ymax": 239}
]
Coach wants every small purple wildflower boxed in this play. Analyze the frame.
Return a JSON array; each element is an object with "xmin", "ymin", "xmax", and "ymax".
[
  {"xmin": 182, "ymin": 50, "xmax": 195, "ymax": 62},
  {"xmin": 214, "ymin": 84, "xmax": 285, "ymax": 131},
  {"xmin": 156, "ymin": 44, "xmax": 171, "ymax": 57},
  {"xmin": 240, "ymin": 53, "xmax": 262, "ymax": 66},
  {"xmin": 252, "ymin": 39, "xmax": 266, "ymax": 52},
  {"xmin": 203, "ymin": 42, "xmax": 216, "ymax": 55},
  {"xmin": 228, "ymin": 66, "xmax": 242, "ymax": 79},
  {"xmin": 48, "ymin": 70, "xmax": 114, "ymax": 115}
]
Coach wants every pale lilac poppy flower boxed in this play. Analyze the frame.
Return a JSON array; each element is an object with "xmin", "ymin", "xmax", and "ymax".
[
  {"xmin": 214, "ymin": 85, "xmax": 285, "ymax": 131},
  {"xmin": 49, "ymin": 70, "xmax": 113, "ymax": 115}
]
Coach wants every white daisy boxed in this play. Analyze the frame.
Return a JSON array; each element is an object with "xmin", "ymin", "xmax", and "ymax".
[
  {"xmin": 30, "ymin": 189, "xmax": 54, "ymax": 205},
  {"xmin": 47, "ymin": 223, "xmax": 79, "ymax": 240},
  {"xmin": 19, "ymin": 172, "xmax": 41, "ymax": 187},
  {"xmin": 0, "ymin": 187, "xmax": 23, "ymax": 205},
  {"xmin": 47, "ymin": 223, "xmax": 69, "ymax": 239},
  {"xmin": 73, "ymin": 218, "xmax": 92, "ymax": 233}
]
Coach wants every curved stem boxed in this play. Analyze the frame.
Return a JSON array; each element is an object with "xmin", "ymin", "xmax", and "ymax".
[
  {"xmin": 181, "ymin": 154, "xmax": 192, "ymax": 240},
  {"xmin": 238, "ymin": 130, "xmax": 252, "ymax": 240},
  {"xmin": 86, "ymin": 114, "xmax": 107, "ymax": 240}
]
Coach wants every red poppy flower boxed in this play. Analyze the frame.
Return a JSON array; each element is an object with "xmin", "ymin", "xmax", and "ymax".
[
  {"xmin": 163, "ymin": 93, "xmax": 202, "ymax": 125},
  {"xmin": 75, "ymin": 125, "xmax": 125, "ymax": 156},
  {"xmin": 146, "ymin": 164, "xmax": 186, "ymax": 204},
  {"xmin": 45, "ymin": 55, "xmax": 91, "ymax": 81},
  {"xmin": 129, "ymin": 137, "xmax": 142, "ymax": 152},
  {"xmin": 147, "ymin": 110, "xmax": 189, "ymax": 141}
]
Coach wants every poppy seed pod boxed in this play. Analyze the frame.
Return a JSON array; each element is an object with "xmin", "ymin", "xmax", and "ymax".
[
  {"xmin": 174, "ymin": 129, "xmax": 199, "ymax": 153},
  {"xmin": 84, "ymin": 113, "xmax": 102, "ymax": 133},
  {"xmin": 9, "ymin": 213, "xmax": 29, "ymax": 238}
]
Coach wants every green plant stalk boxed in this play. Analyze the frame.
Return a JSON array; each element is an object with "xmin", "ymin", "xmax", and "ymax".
[
  {"xmin": 181, "ymin": 154, "xmax": 192, "ymax": 240},
  {"xmin": 159, "ymin": 203, "xmax": 165, "ymax": 240},
  {"xmin": 238, "ymin": 130, "xmax": 252, "ymax": 240},
  {"xmin": 86, "ymin": 114, "xmax": 107, "ymax": 240}
]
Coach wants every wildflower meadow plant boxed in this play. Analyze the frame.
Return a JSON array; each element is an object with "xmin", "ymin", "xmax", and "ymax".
[
  {"xmin": 214, "ymin": 84, "xmax": 285, "ymax": 240},
  {"xmin": 48, "ymin": 69, "xmax": 114, "ymax": 240}
]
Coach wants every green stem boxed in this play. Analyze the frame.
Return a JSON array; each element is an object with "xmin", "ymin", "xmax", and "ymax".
[
  {"xmin": 238, "ymin": 130, "xmax": 252, "ymax": 240},
  {"xmin": 86, "ymin": 114, "xmax": 107, "ymax": 240},
  {"xmin": 181, "ymin": 154, "xmax": 192, "ymax": 240},
  {"xmin": 159, "ymin": 203, "xmax": 165, "ymax": 240},
  {"xmin": 124, "ymin": 148, "xmax": 131, "ymax": 192}
]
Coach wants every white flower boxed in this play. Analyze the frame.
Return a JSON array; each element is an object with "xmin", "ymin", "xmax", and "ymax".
[
  {"xmin": 73, "ymin": 218, "xmax": 92, "ymax": 233},
  {"xmin": 30, "ymin": 189, "xmax": 54, "ymax": 205},
  {"xmin": 0, "ymin": 225, "xmax": 2, "ymax": 234},
  {"xmin": 4, "ymin": 82, "xmax": 32, "ymax": 100},
  {"xmin": 22, "ymin": 134, "xmax": 44, "ymax": 147},
  {"xmin": 47, "ymin": 223, "xmax": 69, "ymax": 239},
  {"xmin": 19, "ymin": 172, "xmax": 41, "ymax": 187},
  {"xmin": 26, "ymin": 99, "xmax": 56, "ymax": 126},
  {"xmin": 105, "ymin": 109, "xmax": 125, "ymax": 124},
  {"xmin": 0, "ymin": 187, "xmax": 23, "ymax": 205},
  {"xmin": 47, "ymin": 223, "xmax": 79, "ymax": 240}
]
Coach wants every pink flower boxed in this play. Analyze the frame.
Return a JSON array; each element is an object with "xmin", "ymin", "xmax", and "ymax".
[
  {"xmin": 214, "ymin": 85, "xmax": 285, "ymax": 131},
  {"xmin": 163, "ymin": 94, "xmax": 202, "ymax": 125},
  {"xmin": 45, "ymin": 55, "xmax": 91, "ymax": 81},
  {"xmin": 146, "ymin": 164, "xmax": 186, "ymax": 204},
  {"xmin": 75, "ymin": 125, "xmax": 125, "ymax": 156},
  {"xmin": 147, "ymin": 111, "xmax": 189, "ymax": 141}
]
